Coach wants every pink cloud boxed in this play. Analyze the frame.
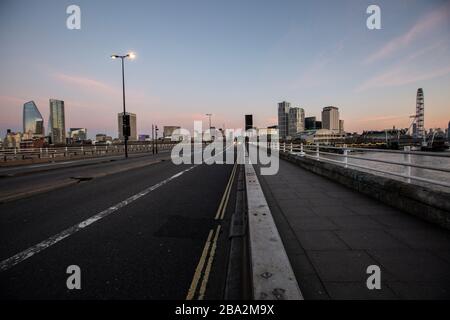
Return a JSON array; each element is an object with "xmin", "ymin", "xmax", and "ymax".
[
  {"xmin": 356, "ymin": 65, "xmax": 450, "ymax": 92},
  {"xmin": 364, "ymin": 4, "xmax": 450, "ymax": 64},
  {"xmin": 53, "ymin": 73, "xmax": 117, "ymax": 95}
]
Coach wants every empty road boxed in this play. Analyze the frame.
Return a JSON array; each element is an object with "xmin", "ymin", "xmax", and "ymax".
[{"xmin": 0, "ymin": 150, "xmax": 239, "ymax": 299}]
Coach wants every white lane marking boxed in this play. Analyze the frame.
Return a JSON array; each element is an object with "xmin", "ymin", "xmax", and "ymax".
[
  {"xmin": 0, "ymin": 165, "xmax": 195, "ymax": 272},
  {"xmin": 0, "ymin": 146, "xmax": 232, "ymax": 272}
]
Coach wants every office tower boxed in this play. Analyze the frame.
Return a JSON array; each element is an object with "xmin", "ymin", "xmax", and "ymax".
[
  {"xmin": 305, "ymin": 116, "xmax": 317, "ymax": 130},
  {"xmin": 69, "ymin": 128, "xmax": 87, "ymax": 141},
  {"xmin": 288, "ymin": 107, "xmax": 305, "ymax": 136},
  {"xmin": 278, "ymin": 101, "xmax": 291, "ymax": 139},
  {"xmin": 447, "ymin": 121, "xmax": 450, "ymax": 141},
  {"xmin": 163, "ymin": 126, "xmax": 181, "ymax": 138},
  {"xmin": 245, "ymin": 115, "xmax": 253, "ymax": 131},
  {"xmin": 322, "ymin": 106, "xmax": 339, "ymax": 132},
  {"xmin": 415, "ymin": 88, "xmax": 425, "ymax": 138},
  {"xmin": 23, "ymin": 101, "xmax": 44, "ymax": 137},
  {"xmin": 49, "ymin": 99, "xmax": 66, "ymax": 144},
  {"xmin": 118, "ymin": 112, "xmax": 137, "ymax": 141},
  {"xmin": 339, "ymin": 120, "xmax": 345, "ymax": 133}
]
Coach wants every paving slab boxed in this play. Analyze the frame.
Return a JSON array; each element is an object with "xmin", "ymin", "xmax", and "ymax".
[{"xmin": 256, "ymin": 159, "xmax": 450, "ymax": 299}]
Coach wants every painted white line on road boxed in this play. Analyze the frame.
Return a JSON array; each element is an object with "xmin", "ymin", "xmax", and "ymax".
[
  {"xmin": 0, "ymin": 165, "xmax": 196, "ymax": 272},
  {"xmin": 0, "ymin": 146, "xmax": 233, "ymax": 272}
]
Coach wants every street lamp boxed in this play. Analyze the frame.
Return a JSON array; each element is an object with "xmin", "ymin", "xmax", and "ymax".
[{"xmin": 111, "ymin": 52, "xmax": 136, "ymax": 158}]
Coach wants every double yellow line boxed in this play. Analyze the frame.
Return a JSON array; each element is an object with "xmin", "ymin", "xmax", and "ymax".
[
  {"xmin": 186, "ymin": 225, "xmax": 221, "ymax": 300},
  {"xmin": 214, "ymin": 163, "xmax": 237, "ymax": 220},
  {"xmin": 186, "ymin": 163, "xmax": 237, "ymax": 300}
]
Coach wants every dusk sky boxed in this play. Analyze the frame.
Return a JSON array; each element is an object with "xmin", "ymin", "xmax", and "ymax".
[{"xmin": 1, "ymin": 0, "xmax": 449, "ymax": 139}]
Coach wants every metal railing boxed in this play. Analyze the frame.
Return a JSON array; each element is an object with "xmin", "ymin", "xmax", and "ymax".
[
  {"xmin": 272, "ymin": 142, "xmax": 450, "ymax": 189},
  {"xmin": 0, "ymin": 143, "xmax": 175, "ymax": 162}
]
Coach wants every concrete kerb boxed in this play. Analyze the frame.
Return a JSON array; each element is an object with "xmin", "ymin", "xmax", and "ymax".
[{"xmin": 244, "ymin": 154, "xmax": 303, "ymax": 300}]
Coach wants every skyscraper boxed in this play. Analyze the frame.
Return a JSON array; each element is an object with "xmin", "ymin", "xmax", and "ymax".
[
  {"xmin": 278, "ymin": 101, "xmax": 290, "ymax": 140},
  {"xmin": 118, "ymin": 112, "xmax": 137, "ymax": 141},
  {"xmin": 288, "ymin": 107, "xmax": 305, "ymax": 136},
  {"xmin": 245, "ymin": 115, "xmax": 253, "ymax": 131},
  {"xmin": 339, "ymin": 120, "xmax": 345, "ymax": 133},
  {"xmin": 322, "ymin": 106, "xmax": 340, "ymax": 133},
  {"xmin": 447, "ymin": 121, "xmax": 450, "ymax": 142},
  {"xmin": 305, "ymin": 116, "xmax": 317, "ymax": 130},
  {"xmin": 49, "ymin": 99, "xmax": 66, "ymax": 144},
  {"xmin": 23, "ymin": 101, "xmax": 44, "ymax": 136}
]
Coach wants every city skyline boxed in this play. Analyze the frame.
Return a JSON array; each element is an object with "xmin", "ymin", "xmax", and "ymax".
[{"xmin": 1, "ymin": 0, "xmax": 450, "ymax": 138}]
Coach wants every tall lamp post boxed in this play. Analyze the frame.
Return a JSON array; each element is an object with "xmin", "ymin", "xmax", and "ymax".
[{"xmin": 111, "ymin": 52, "xmax": 136, "ymax": 158}]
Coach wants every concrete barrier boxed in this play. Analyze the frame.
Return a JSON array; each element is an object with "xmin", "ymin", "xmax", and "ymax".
[
  {"xmin": 280, "ymin": 152, "xmax": 450, "ymax": 230},
  {"xmin": 245, "ymin": 156, "xmax": 303, "ymax": 300}
]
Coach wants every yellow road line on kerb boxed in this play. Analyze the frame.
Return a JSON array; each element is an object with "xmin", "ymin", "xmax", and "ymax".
[
  {"xmin": 186, "ymin": 229, "xmax": 214, "ymax": 300},
  {"xmin": 214, "ymin": 163, "xmax": 237, "ymax": 220},
  {"xmin": 198, "ymin": 224, "xmax": 222, "ymax": 300}
]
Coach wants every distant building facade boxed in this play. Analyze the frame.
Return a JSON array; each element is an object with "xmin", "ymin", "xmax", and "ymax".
[
  {"xmin": 163, "ymin": 126, "xmax": 181, "ymax": 139},
  {"xmin": 277, "ymin": 101, "xmax": 291, "ymax": 140},
  {"xmin": 448, "ymin": 121, "xmax": 450, "ymax": 141},
  {"xmin": 288, "ymin": 107, "xmax": 305, "ymax": 136},
  {"xmin": 118, "ymin": 112, "xmax": 137, "ymax": 141},
  {"xmin": 139, "ymin": 134, "xmax": 151, "ymax": 141},
  {"xmin": 23, "ymin": 101, "xmax": 44, "ymax": 137},
  {"xmin": 3, "ymin": 129, "xmax": 21, "ymax": 148},
  {"xmin": 49, "ymin": 99, "xmax": 66, "ymax": 144},
  {"xmin": 322, "ymin": 106, "xmax": 340, "ymax": 133},
  {"xmin": 96, "ymin": 133, "xmax": 107, "ymax": 142},
  {"xmin": 305, "ymin": 116, "xmax": 317, "ymax": 130},
  {"xmin": 339, "ymin": 120, "xmax": 345, "ymax": 134},
  {"xmin": 69, "ymin": 128, "xmax": 87, "ymax": 141},
  {"xmin": 245, "ymin": 115, "xmax": 253, "ymax": 131}
]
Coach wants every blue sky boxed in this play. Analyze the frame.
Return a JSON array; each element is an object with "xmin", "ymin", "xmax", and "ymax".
[{"xmin": 1, "ymin": 0, "xmax": 449, "ymax": 138}]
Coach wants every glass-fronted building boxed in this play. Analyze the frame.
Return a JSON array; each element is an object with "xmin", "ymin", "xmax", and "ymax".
[
  {"xmin": 288, "ymin": 107, "xmax": 305, "ymax": 136},
  {"xmin": 23, "ymin": 101, "xmax": 44, "ymax": 136},
  {"xmin": 277, "ymin": 101, "xmax": 291, "ymax": 140},
  {"xmin": 49, "ymin": 99, "xmax": 66, "ymax": 144}
]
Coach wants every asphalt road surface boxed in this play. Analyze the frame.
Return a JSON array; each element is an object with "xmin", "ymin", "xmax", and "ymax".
[{"xmin": 0, "ymin": 150, "xmax": 239, "ymax": 299}]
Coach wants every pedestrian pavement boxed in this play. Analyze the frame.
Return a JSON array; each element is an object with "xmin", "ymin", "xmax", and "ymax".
[{"xmin": 256, "ymin": 159, "xmax": 450, "ymax": 299}]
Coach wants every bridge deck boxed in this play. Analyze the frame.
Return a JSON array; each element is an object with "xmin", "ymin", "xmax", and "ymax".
[{"xmin": 256, "ymin": 159, "xmax": 450, "ymax": 299}]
